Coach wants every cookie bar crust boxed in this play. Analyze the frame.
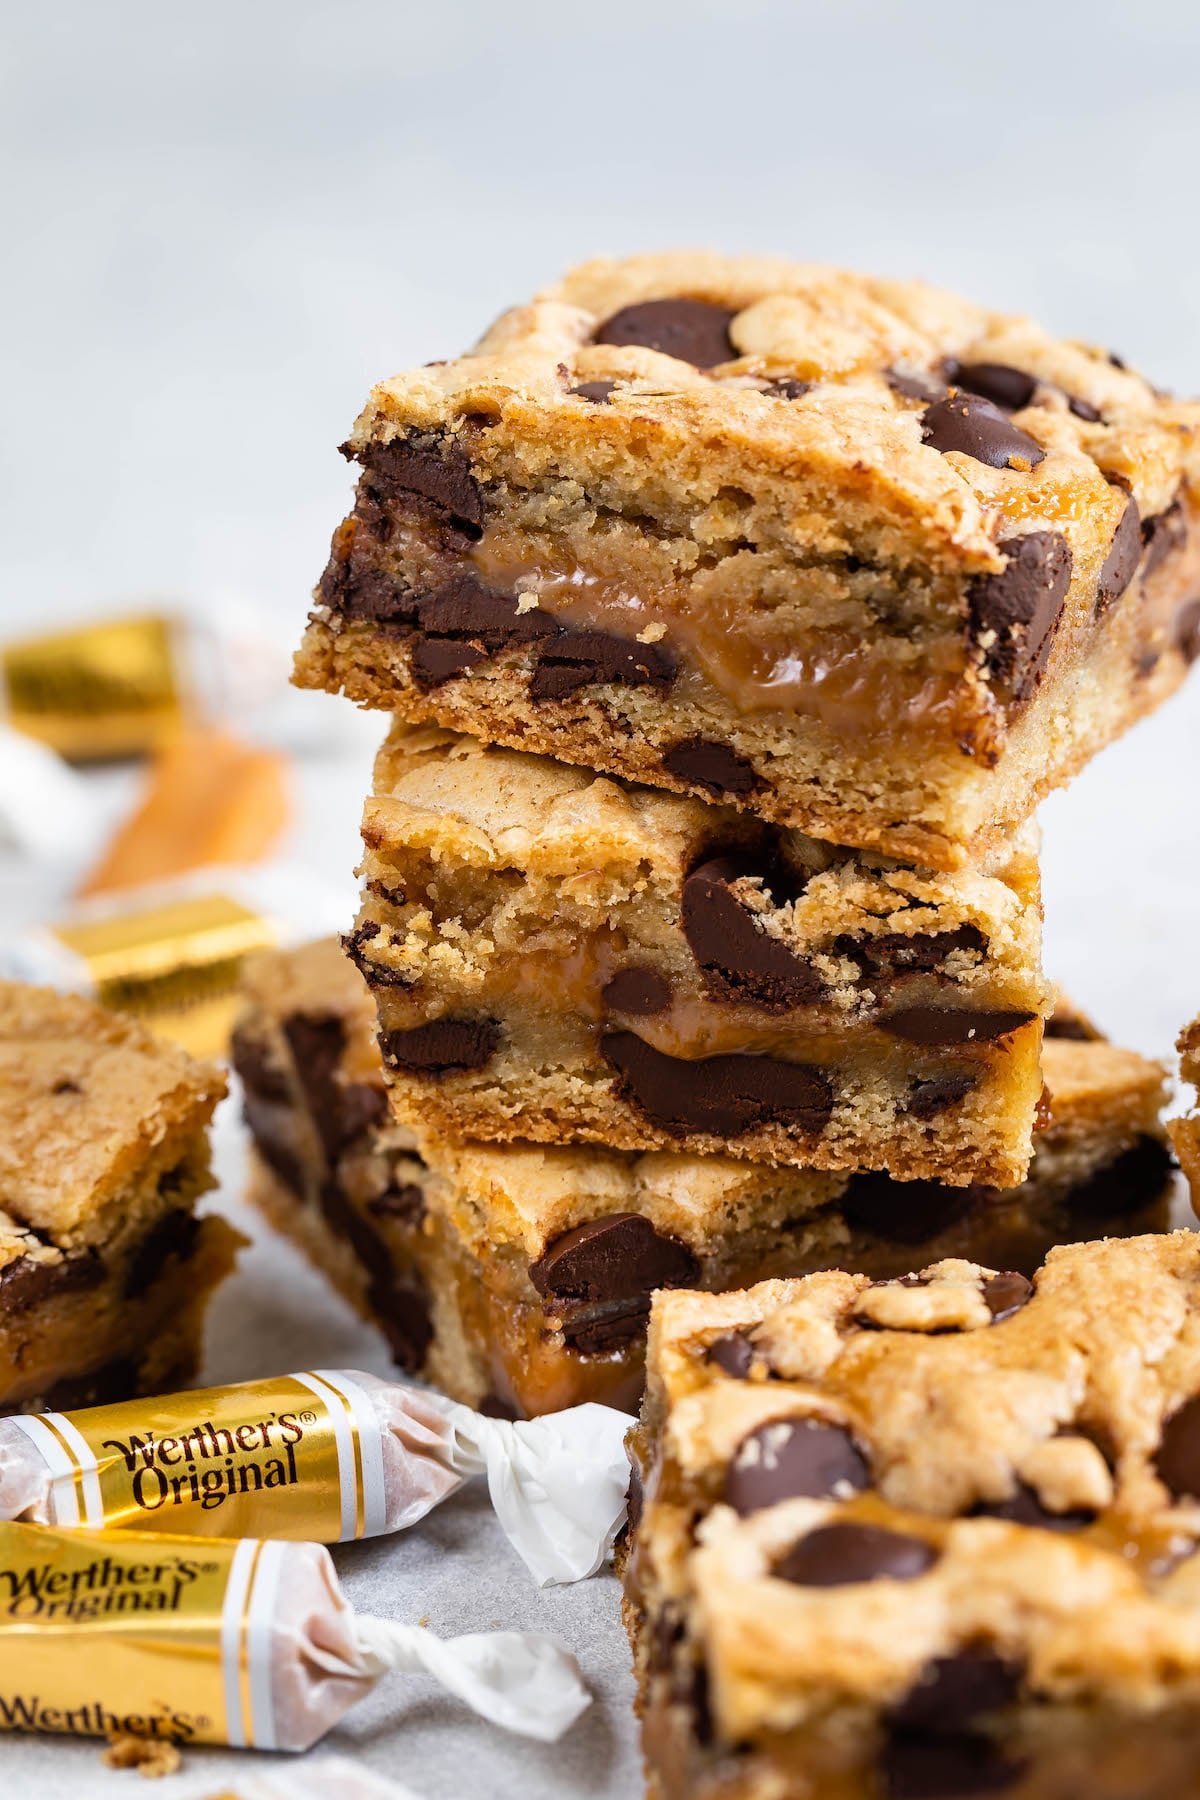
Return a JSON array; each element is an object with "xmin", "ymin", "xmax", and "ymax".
[
  {"xmin": 296, "ymin": 252, "xmax": 1200, "ymax": 870},
  {"xmin": 357, "ymin": 725, "xmax": 1046, "ymax": 1188},
  {"xmin": 234, "ymin": 942, "xmax": 1172, "ymax": 1419},
  {"xmin": 1174, "ymin": 1016, "xmax": 1200, "ymax": 1199},
  {"xmin": 626, "ymin": 1232, "xmax": 1200, "ymax": 1800},
  {"xmin": 0, "ymin": 981, "xmax": 237, "ymax": 1410}
]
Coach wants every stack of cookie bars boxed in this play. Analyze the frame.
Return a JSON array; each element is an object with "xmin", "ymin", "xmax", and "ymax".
[{"xmin": 249, "ymin": 252, "xmax": 1199, "ymax": 1428}]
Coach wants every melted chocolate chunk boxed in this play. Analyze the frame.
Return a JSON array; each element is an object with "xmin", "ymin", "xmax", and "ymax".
[
  {"xmin": 283, "ymin": 1013, "xmax": 385, "ymax": 1157},
  {"xmin": 230, "ymin": 1025, "xmax": 291, "ymax": 1105},
  {"xmin": 411, "ymin": 639, "xmax": 488, "ymax": 687},
  {"xmin": 1065, "ymin": 1134, "xmax": 1175, "ymax": 1219},
  {"xmin": 967, "ymin": 531, "xmax": 1073, "ymax": 701},
  {"xmin": 882, "ymin": 1731, "xmax": 1026, "ymax": 1798},
  {"xmin": 124, "ymin": 1210, "xmax": 201, "ymax": 1300},
  {"xmin": 380, "ymin": 1017, "xmax": 501, "ymax": 1075},
  {"xmin": 317, "ymin": 1177, "xmax": 433, "ymax": 1372},
  {"xmin": 921, "ymin": 394, "xmax": 1045, "ymax": 470},
  {"xmin": 840, "ymin": 1172, "xmax": 977, "ymax": 1245},
  {"xmin": 1175, "ymin": 598, "xmax": 1200, "ymax": 664},
  {"xmin": 706, "ymin": 1330, "xmax": 758, "ymax": 1378},
  {"xmin": 625, "ymin": 1458, "xmax": 644, "ymax": 1534},
  {"xmin": 51, "ymin": 1078, "xmax": 81, "ymax": 1096},
  {"xmin": 571, "ymin": 380, "xmax": 617, "ymax": 403},
  {"xmin": 890, "ymin": 1646, "xmax": 1022, "ymax": 1733},
  {"xmin": 682, "ymin": 856, "xmax": 823, "ymax": 1009},
  {"xmin": 1156, "ymin": 1395, "xmax": 1200, "ymax": 1500},
  {"xmin": 353, "ymin": 438, "xmax": 485, "ymax": 536},
  {"xmin": 1142, "ymin": 499, "xmax": 1188, "ymax": 576},
  {"xmin": 971, "ymin": 1481, "xmax": 1096, "ymax": 1531},
  {"xmin": 1096, "ymin": 495, "xmax": 1142, "ymax": 614},
  {"xmin": 601, "ymin": 1032, "xmax": 833, "ymax": 1138},
  {"xmin": 661, "ymin": 738, "xmax": 759, "ymax": 798},
  {"xmin": 416, "ymin": 573, "xmax": 558, "ymax": 647},
  {"xmin": 725, "ymin": 1418, "xmax": 870, "ymax": 1514},
  {"xmin": 1068, "ymin": 394, "xmax": 1102, "ymax": 422},
  {"xmin": 593, "ymin": 298, "xmax": 737, "ymax": 369},
  {"xmin": 905, "ymin": 1075, "xmax": 979, "ymax": 1121},
  {"xmin": 240, "ymin": 1088, "xmax": 307, "ymax": 1198},
  {"xmin": 943, "ymin": 361, "xmax": 1038, "ymax": 412},
  {"xmin": 1044, "ymin": 1010, "xmax": 1098, "ymax": 1042},
  {"xmin": 773, "ymin": 1522, "xmax": 938, "ymax": 1587},
  {"xmin": 886, "ymin": 369, "xmax": 947, "ymax": 404},
  {"xmin": 342, "ymin": 921, "xmax": 412, "ymax": 991},
  {"xmin": 763, "ymin": 377, "xmax": 812, "ymax": 399},
  {"xmin": 879, "ymin": 1007, "xmax": 1036, "ymax": 1046},
  {"xmin": 0, "ymin": 1249, "xmax": 103, "ymax": 1314},
  {"xmin": 601, "ymin": 967, "xmax": 673, "ymax": 1017},
  {"xmin": 529, "ymin": 628, "xmax": 676, "ymax": 701},
  {"xmin": 530, "ymin": 1213, "xmax": 698, "ymax": 1305},
  {"xmin": 367, "ymin": 1183, "xmax": 426, "ymax": 1223},
  {"xmin": 981, "ymin": 1272, "xmax": 1033, "ymax": 1323},
  {"xmin": 842, "ymin": 925, "xmax": 987, "ymax": 983}
]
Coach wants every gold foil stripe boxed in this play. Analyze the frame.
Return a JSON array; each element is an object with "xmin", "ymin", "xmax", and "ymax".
[
  {"xmin": 296, "ymin": 1371, "xmax": 366, "ymax": 1541},
  {"xmin": 238, "ymin": 1539, "xmax": 266, "ymax": 1748},
  {"xmin": 38, "ymin": 1416, "xmax": 91, "ymax": 1528}
]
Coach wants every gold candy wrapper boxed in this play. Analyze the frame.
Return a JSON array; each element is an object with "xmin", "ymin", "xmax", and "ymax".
[
  {"xmin": 2, "ymin": 613, "xmax": 186, "ymax": 762},
  {"xmin": 0, "ymin": 1368, "xmax": 631, "ymax": 1586},
  {"xmin": 0, "ymin": 1521, "xmax": 589, "ymax": 1750}
]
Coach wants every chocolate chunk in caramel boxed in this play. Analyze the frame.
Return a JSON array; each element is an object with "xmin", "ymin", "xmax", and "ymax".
[
  {"xmin": 971, "ymin": 1481, "xmax": 1096, "ymax": 1532},
  {"xmin": 921, "ymin": 393, "xmax": 1045, "ymax": 469},
  {"xmin": 1096, "ymin": 496, "xmax": 1142, "ymax": 614},
  {"xmin": 0, "ymin": 1248, "xmax": 103, "ymax": 1314},
  {"xmin": 352, "ymin": 437, "xmax": 486, "ymax": 536},
  {"xmin": 661, "ymin": 738, "xmax": 759, "ymax": 798},
  {"xmin": 529, "ymin": 628, "xmax": 676, "ymax": 702},
  {"xmin": 968, "ymin": 532, "xmax": 1073, "ymax": 700},
  {"xmin": 773, "ymin": 1522, "xmax": 937, "ymax": 1587},
  {"xmin": 601, "ymin": 967, "xmax": 673, "ymax": 1017},
  {"xmin": 682, "ymin": 856, "xmax": 823, "ymax": 1009},
  {"xmin": 529, "ymin": 1213, "xmax": 698, "ymax": 1353},
  {"xmin": 601, "ymin": 1032, "xmax": 833, "ymax": 1138},
  {"xmin": 379, "ymin": 1016, "xmax": 501, "ymax": 1074},
  {"xmin": 880, "ymin": 1006, "xmax": 1036, "ymax": 1047},
  {"xmin": 593, "ymin": 298, "xmax": 737, "ymax": 369}
]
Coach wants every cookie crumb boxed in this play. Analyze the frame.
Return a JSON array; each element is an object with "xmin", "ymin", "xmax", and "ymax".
[
  {"xmin": 102, "ymin": 1733, "xmax": 182, "ymax": 1778},
  {"xmin": 636, "ymin": 622, "xmax": 667, "ymax": 643}
]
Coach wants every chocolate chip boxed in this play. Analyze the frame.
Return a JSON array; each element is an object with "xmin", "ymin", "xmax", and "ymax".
[
  {"xmin": 341, "ymin": 921, "xmax": 412, "ymax": 991},
  {"xmin": 571, "ymin": 380, "xmax": 617, "ymax": 403},
  {"xmin": 971, "ymin": 1482, "xmax": 1096, "ymax": 1532},
  {"xmin": 886, "ymin": 369, "xmax": 947, "ymax": 404},
  {"xmin": 1096, "ymin": 495, "xmax": 1142, "ymax": 615},
  {"xmin": 1043, "ymin": 1010, "xmax": 1098, "ymax": 1042},
  {"xmin": 1065, "ymin": 1134, "xmax": 1175, "ymax": 1219},
  {"xmin": 529, "ymin": 1213, "xmax": 698, "ymax": 1305},
  {"xmin": 706, "ymin": 1330, "xmax": 757, "ymax": 1378},
  {"xmin": 593, "ymin": 298, "xmax": 737, "ymax": 369},
  {"xmin": 682, "ymin": 856, "xmax": 823, "ymax": 1009},
  {"xmin": 725, "ymin": 1418, "xmax": 869, "ymax": 1515},
  {"xmin": 763, "ymin": 377, "xmax": 812, "ymax": 399},
  {"xmin": 904, "ymin": 1075, "xmax": 979, "ymax": 1121},
  {"xmin": 283, "ymin": 1013, "xmax": 386, "ymax": 1156},
  {"xmin": 317, "ymin": 1177, "xmax": 433, "ymax": 1371},
  {"xmin": 967, "ymin": 531, "xmax": 1073, "ymax": 700},
  {"xmin": 379, "ymin": 1017, "xmax": 501, "ymax": 1074},
  {"xmin": 1156, "ymin": 1395, "xmax": 1200, "ymax": 1500},
  {"xmin": 367, "ymin": 1183, "xmax": 426, "ymax": 1224},
  {"xmin": 879, "ymin": 1007, "xmax": 1036, "ymax": 1046},
  {"xmin": 843, "ymin": 925, "xmax": 988, "ymax": 982},
  {"xmin": 943, "ymin": 361, "xmax": 1038, "ymax": 412},
  {"xmin": 50, "ymin": 1078, "xmax": 81, "ymax": 1096},
  {"xmin": 601, "ymin": 1032, "xmax": 834, "ymax": 1139},
  {"xmin": 1143, "ymin": 499, "xmax": 1188, "ymax": 575},
  {"xmin": 981, "ymin": 1272, "xmax": 1033, "ymax": 1323},
  {"xmin": 124, "ymin": 1210, "xmax": 201, "ymax": 1300},
  {"xmin": 661, "ymin": 738, "xmax": 758, "ymax": 798},
  {"xmin": 412, "ymin": 639, "xmax": 489, "ymax": 686},
  {"xmin": 230, "ymin": 1025, "xmax": 291, "ymax": 1105},
  {"xmin": 890, "ymin": 1647, "xmax": 1022, "ymax": 1734},
  {"xmin": 0, "ymin": 1249, "xmax": 103, "ymax": 1314},
  {"xmin": 882, "ymin": 1732, "xmax": 1025, "ymax": 1798},
  {"xmin": 921, "ymin": 394, "xmax": 1045, "ymax": 469},
  {"xmin": 840, "ymin": 1172, "xmax": 977, "ymax": 1245},
  {"xmin": 416, "ymin": 573, "xmax": 558, "ymax": 648},
  {"xmin": 354, "ymin": 438, "xmax": 485, "ymax": 536},
  {"xmin": 1174, "ymin": 598, "xmax": 1200, "ymax": 664},
  {"xmin": 601, "ymin": 967, "xmax": 673, "ymax": 1016},
  {"xmin": 772, "ymin": 1522, "xmax": 937, "ymax": 1587},
  {"xmin": 1068, "ymin": 394, "xmax": 1102, "ymax": 422},
  {"xmin": 625, "ymin": 1458, "xmax": 644, "ymax": 1534},
  {"xmin": 529, "ymin": 628, "xmax": 676, "ymax": 701}
]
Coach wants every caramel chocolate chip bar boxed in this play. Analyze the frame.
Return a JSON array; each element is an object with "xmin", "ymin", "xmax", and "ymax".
[
  {"xmin": 0, "ymin": 982, "xmax": 241, "ymax": 1412},
  {"xmin": 1174, "ymin": 1015, "xmax": 1200, "ymax": 1202},
  {"xmin": 624, "ymin": 1232, "xmax": 1200, "ymax": 1800},
  {"xmin": 294, "ymin": 252, "xmax": 1200, "ymax": 871},
  {"xmin": 355, "ymin": 724, "xmax": 1046, "ymax": 1188},
  {"xmin": 233, "ymin": 939, "xmax": 1172, "ymax": 1419}
]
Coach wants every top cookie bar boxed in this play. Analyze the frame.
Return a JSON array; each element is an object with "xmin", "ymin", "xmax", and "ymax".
[{"xmin": 296, "ymin": 252, "xmax": 1200, "ymax": 867}]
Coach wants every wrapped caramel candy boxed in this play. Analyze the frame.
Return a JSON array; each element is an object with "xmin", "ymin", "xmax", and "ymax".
[
  {"xmin": 0, "ymin": 1369, "xmax": 630, "ymax": 1585},
  {"xmin": 0, "ymin": 1522, "xmax": 588, "ymax": 1749}
]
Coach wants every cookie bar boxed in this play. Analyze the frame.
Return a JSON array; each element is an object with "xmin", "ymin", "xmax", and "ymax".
[
  {"xmin": 624, "ymin": 1232, "xmax": 1200, "ymax": 1800},
  {"xmin": 355, "ymin": 725, "xmax": 1046, "ymax": 1187},
  {"xmin": 1174, "ymin": 1014, "xmax": 1200, "ymax": 1199},
  {"xmin": 233, "ymin": 940, "xmax": 1172, "ymax": 1418},
  {"xmin": 295, "ymin": 251, "xmax": 1200, "ymax": 871},
  {"xmin": 0, "ymin": 982, "xmax": 241, "ymax": 1411}
]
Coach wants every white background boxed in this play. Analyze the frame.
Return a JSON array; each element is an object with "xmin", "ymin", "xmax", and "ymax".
[{"xmin": 1, "ymin": 3, "xmax": 1199, "ymax": 1794}]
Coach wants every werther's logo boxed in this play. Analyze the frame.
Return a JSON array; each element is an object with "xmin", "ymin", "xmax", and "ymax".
[
  {"xmin": 0, "ymin": 1551, "xmax": 210, "ymax": 1622},
  {"xmin": 99, "ymin": 1410, "xmax": 311, "ymax": 1513},
  {"xmin": 0, "ymin": 1693, "xmax": 204, "ymax": 1742}
]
